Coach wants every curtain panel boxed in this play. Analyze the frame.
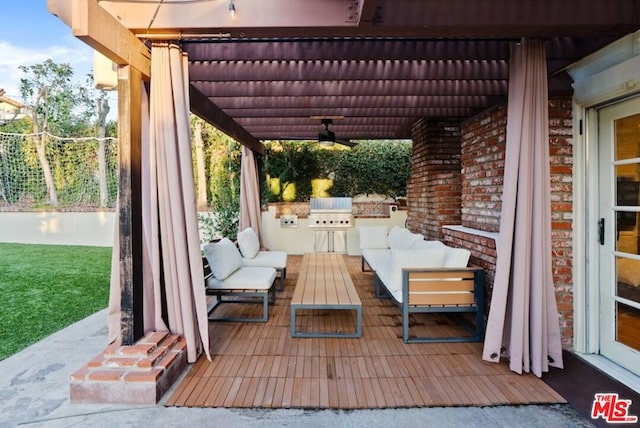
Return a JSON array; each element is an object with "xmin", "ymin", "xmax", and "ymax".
[
  {"xmin": 108, "ymin": 43, "xmax": 210, "ymax": 363},
  {"xmin": 239, "ymin": 146, "xmax": 263, "ymax": 243},
  {"xmin": 481, "ymin": 39, "xmax": 563, "ymax": 377}
]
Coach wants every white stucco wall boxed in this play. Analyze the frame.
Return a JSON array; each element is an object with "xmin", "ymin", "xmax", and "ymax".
[
  {"xmin": 0, "ymin": 212, "xmax": 116, "ymax": 247},
  {"xmin": 260, "ymin": 205, "xmax": 407, "ymax": 256},
  {"xmin": 0, "ymin": 207, "xmax": 408, "ymax": 253}
]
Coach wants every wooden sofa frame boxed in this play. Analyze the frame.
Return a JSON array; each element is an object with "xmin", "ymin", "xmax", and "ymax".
[
  {"xmin": 374, "ymin": 266, "xmax": 485, "ymax": 343},
  {"xmin": 203, "ymin": 257, "xmax": 276, "ymax": 322}
]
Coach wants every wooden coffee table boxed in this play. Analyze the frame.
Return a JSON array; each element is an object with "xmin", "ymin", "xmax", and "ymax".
[{"xmin": 290, "ymin": 253, "xmax": 362, "ymax": 338}]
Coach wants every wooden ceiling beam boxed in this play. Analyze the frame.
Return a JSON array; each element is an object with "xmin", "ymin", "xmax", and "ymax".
[
  {"xmin": 189, "ymin": 60, "xmax": 509, "ymax": 81},
  {"xmin": 357, "ymin": 0, "xmax": 380, "ymax": 26},
  {"xmin": 191, "ymin": 79, "xmax": 508, "ymax": 98},
  {"xmin": 189, "ymin": 85, "xmax": 265, "ymax": 155},
  {"xmin": 183, "ymin": 39, "xmax": 514, "ymax": 61},
  {"xmin": 51, "ymin": 0, "xmax": 152, "ymax": 80},
  {"xmin": 101, "ymin": 0, "xmax": 640, "ymax": 39},
  {"xmin": 221, "ymin": 107, "xmax": 476, "ymax": 118},
  {"xmin": 197, "ymin": 95, "xmax": 506, "ymax": 110}
]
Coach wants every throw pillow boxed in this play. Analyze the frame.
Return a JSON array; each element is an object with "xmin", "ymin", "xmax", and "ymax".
[
  {"xmin": 237, "ymin": 227, "xmax": 260, "ymax": 259},
  {"xmin": 203, "ymin": 238, "xmax": 243, "ymax": 280}
]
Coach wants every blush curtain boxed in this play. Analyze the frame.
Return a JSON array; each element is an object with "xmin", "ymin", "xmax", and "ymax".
[
  {"xmin": 239, "ymin": 145, "xmax": 263, "ymax": 242},
  {"xmin": 108, "ymin": 43, "xmax": 210, "ymax": 363},
  {"xmin": 481, "ymin": 39, "xmax": 563, "ymax": 377}
]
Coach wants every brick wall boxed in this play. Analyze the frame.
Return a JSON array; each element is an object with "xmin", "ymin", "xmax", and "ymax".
[
  {"xmin": 406, "ymin": 117, "xmax": 463, "ymax": 240},
  {"xmin": 409, "ymin": 96, "xmax": 574, "ymax": 348},
  {"xmin": 460, "ymin": 105, "xmax": 507, "ymax": 233},
  {"xmin": 548, "ymin": 97, "xmax": 574, "ymax": 347}
]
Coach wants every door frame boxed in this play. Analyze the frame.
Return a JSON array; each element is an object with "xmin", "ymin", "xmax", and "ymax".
[
  {"xmin": 568, "ymin": 30, "xmax": 640, "ymax": 392},
  {"xmin": 596, "ymin": 97, "xmax": 640, "ymax": 371},
  {"xmin": 575, "ymin": 97, "xmax": 640, "ymax": 393}
]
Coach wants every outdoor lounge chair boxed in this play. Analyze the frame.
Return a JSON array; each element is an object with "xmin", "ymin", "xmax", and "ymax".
[{"xmin": 203, "ymin": 238, "xmax": 277, "ymax": 322}]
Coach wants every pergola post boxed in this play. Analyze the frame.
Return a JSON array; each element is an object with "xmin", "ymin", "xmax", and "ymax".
[{"xmin": 117, "ymin": 65, "xmax": 144, "ymax": 345}]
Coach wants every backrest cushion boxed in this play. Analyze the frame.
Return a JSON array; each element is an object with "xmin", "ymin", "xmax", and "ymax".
[
  {"xmin": 411, "ymin": 239, "xmax": 447, "ymax": 250},
  {"xmin": 443, "ymin": 247, "xmax": 471, "ymax": 267},
  {"xmin": 203, "ymin": 238, "xmax": 243, "ymax": 280},
  {"xmin": 389, "ymin": 248, "xmax": 446, "ymax": 293},
  {"xmin": 358, "ymin": 225, "xmax": 389, "ymax": 249},
  {"xmin": 237, "ymin": 227, "xmax": 260, "ymax": 259},
  {"xmin": 387, "ymin": 226, "xmax": 424, "ymax": 249}
]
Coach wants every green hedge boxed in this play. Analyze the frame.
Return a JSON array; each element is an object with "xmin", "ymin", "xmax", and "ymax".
[{"xmin": 263, "ymin": 140, "xmax": 411, "ymax": 202}]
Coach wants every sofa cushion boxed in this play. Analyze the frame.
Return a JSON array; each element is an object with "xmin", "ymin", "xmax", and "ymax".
[
  {"xmin": 203, "ymin": 238, "xmax": 243, "ymax": 280},
  {"xmin": 411, "ymin": 240, "xmax": 446, "ymax": 250},
  {"xmin": 387, "ymin": 226, "xmax": 424, "ymax": 249},
  {"xmin": 237, "ymin": 227, "xmax": 260, "ymax": 259},
  {"xmin": 206, "ymin": 266, "xmax": 276, "ymax": 290},
  {"xmin": 443, "ymin": 248, "xmax": 471, "ymax": 268},
  {"xmin": 242, "ymin": 250, "xmax": 287, "ymax": 269},
  {"xmin": 361, "ymin": 248, "xmax": 390, "ymax": 272},
  {"xmin": 359, "ymin": 225, "xmax": 389, "ymax": 249},
  {"xmin": 388, "ymin": 248, "xmax": 446, "ymax": 294}
]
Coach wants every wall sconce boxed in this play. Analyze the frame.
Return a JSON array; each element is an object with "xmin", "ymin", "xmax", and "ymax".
[{"xmin": 228, "ymin": 0, "xmax": 236, "ymax": 20}]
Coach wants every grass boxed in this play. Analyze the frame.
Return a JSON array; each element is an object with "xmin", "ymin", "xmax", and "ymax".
[{"xmin": 0, "ymin": 243, "xmax": 112, "ymax": 361}]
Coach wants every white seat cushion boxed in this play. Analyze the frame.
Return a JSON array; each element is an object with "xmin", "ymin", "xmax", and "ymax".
[
  {"xmin": 241, "ymin": 250, "xmax": 287, "ymax": 269},
  {"xmin": 361, "ymin": 248, "xmax": 390, "ymax": 272},
  {"xmin": 203, "ymin": 238, "xmax": 243, "ymax": 280},
  {"xmin": 237, "ymin": 227, "xmax": 260, "ymax": 259},
  {"xmin": 206, "ymin": 266, "xmax": 276, "ymax": 290}
]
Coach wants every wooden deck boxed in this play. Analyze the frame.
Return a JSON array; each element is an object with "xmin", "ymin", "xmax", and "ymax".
[{"xmin": 165, "ymin": 255, "xmax": 566, "ymax": 409}]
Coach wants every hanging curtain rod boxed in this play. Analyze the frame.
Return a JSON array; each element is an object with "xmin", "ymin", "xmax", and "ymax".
[{"xmin": 136, "ymin": 32, "xmax": 232, "ymax": 40}]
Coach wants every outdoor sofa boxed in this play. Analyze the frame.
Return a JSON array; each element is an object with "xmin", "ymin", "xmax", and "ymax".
[{"xmin": 359, "ymin": 225, "xmax": 485, "ymax": 343}]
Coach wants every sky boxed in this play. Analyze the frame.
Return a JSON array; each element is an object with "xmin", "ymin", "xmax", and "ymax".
[{"xmin": 0, "ymin": 1, "xmax": 117, "ymax": 116}]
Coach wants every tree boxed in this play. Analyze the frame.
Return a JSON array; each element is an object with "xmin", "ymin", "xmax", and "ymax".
[
  {"xmin": 263, "ymin": 141, "xmax": 320, "ymax": 202},
  {"xmin": 80, "ymin": 74, "xmax": 112, "ymax": 207},
  {"xmin": 328, "ymin": 140, "xmax": 411, "ymax": 197},
  {"xmin": 19, "ymin": 60, "xmax": 79, "ymax": 206},
  {"xmin": 190, "ymin": 120, "xmax": 242, "ymax": 239},
  {"xmin": 192, "ymin": 117, "xmax": 208, "ymax": 208},
  {"xmin": 209, "ymin": 132, "xmax": 241, "ymax": 239}
]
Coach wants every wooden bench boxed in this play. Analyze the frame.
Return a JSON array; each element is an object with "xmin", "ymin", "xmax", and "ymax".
[
  {"xmin": 290, "ymin": 253, "xmax": 362, "ymax": 338},
  {"xmin": 395, "ymin": 267, "xmax": 484, "ymax": 343}
]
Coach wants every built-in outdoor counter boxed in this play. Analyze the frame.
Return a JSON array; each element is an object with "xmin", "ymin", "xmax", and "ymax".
[{"xmin": 261, "ymin": 202, "xmax": 407, "ymax": 255}]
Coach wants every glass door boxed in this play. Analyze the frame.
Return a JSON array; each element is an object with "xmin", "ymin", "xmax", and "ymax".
[{"xmin": 598, "ymin": 96, "xmax": 640, "ymax": 374}]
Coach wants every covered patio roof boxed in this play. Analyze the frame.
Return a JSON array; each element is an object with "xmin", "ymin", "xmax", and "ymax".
[{"xmin": 50, "ymin": 0, "xmax": 640, "ymax": 149}]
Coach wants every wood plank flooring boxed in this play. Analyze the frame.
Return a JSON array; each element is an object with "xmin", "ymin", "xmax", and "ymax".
[{"xmin": 165, "ymin": 255, "xmax": 565, "ymax": 409}]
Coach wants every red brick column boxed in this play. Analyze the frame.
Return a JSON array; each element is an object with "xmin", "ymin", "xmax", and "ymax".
[
  {"xmin": 406, "ymin": 117, "xmax": 463, "ymax": 240},
  {"xmin": 70, "ymin": 331, "xmax": 188, "ymax": 404}
]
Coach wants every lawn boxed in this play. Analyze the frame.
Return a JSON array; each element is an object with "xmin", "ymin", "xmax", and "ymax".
[{"xmin": 0, "ymin": 243, "xmax": 112, "ymax": 360}]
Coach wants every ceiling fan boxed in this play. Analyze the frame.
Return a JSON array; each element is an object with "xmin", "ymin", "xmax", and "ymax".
[{"xmin": 314, "ymin": 117, "xmax": 356, "ymax": 147}]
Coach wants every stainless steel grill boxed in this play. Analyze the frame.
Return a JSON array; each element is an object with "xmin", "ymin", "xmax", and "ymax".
[{"xmin": 307, "ymin": 197, "xmax": 354, "ymax": 229}]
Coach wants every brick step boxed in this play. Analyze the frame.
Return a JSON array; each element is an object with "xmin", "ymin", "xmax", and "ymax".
[{"xmin": 70, "ymin": 331, "xmax": 188, "ymax": 404}]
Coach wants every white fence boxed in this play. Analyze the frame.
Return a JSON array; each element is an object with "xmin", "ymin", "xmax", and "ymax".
[{"xmin": 0, "ymin": 211, "xmax": 116, "ymax": 247}]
